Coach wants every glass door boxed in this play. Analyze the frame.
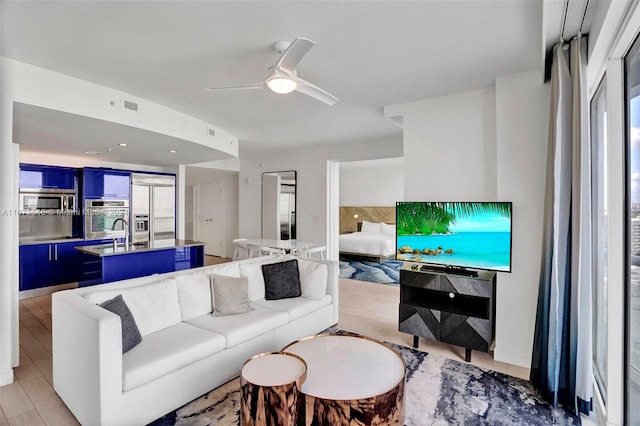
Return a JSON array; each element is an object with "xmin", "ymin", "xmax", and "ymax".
[
  {"xmin": 591, "ymin": 77, "xmax": 608, "ymax": 403},
  {"xmin": 624, "ymin": 32, "xmax": 640, "ymax": 426}
]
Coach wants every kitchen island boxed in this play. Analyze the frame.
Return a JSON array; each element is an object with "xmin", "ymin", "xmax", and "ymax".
[{"xmin": 76, "ymin": 239, "xmax": 205, "ymax": 285}]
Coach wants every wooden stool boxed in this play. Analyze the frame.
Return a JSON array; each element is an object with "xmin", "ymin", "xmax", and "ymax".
[{"xmin": 240, "ymin": 352, "xmax": 307, "ymax": 425}]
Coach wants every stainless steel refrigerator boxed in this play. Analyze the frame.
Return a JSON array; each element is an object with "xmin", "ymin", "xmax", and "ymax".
[{"xmin": 131, "ymin": 173, "xmax": 175, "ymax": 243}]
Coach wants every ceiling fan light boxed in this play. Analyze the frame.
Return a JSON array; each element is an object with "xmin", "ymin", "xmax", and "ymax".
[{"xmin": 267, "ymin": 77, "xmax": 297, "ymax": 94}]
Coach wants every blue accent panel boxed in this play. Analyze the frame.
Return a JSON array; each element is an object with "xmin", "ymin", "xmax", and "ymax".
[
  {"xmin": 19, "ymin": 164, "xmax": 78, "ymax": 190},
  {"xmin": 576, "ymin": 397, "xmax": 591, "ymax": 415},
  {"xmin": 175, "ymin": 246, "xmax": 204, "ymax": 271},
  {"xmin": 83, "ymin": 168, "xmax": 131, "ymax": 199},
  {"xmin": 101, "ymin": 250, "xmax": 175, "ymax": 283}
]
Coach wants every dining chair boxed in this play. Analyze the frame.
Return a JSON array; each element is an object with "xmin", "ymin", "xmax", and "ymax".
[
  {"xmin": 297, "ymin": 245, "xmax": 326, "ymax": 260},
  {"xmin": 257, "ymin": 246, "xmax": 286, "ymax": 256},
  {"xmin": 232, "ymin": 238, "xmax": 250, "ymax": 260}
]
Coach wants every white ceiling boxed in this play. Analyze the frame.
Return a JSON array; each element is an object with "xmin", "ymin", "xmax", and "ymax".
[{"xmin": 2, "ymin": 1, "xmax": 545, "ymax": 166}]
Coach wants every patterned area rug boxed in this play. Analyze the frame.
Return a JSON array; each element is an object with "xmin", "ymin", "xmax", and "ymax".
[
  {"xmin": 149, "ymin": 330, "xmax": 580, "ymax": 426},
  {"xmin": 338, "ymin": 259, "xmax": 402, "ymax": 284}
]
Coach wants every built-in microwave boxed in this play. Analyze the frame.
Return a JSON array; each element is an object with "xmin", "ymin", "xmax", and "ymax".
[{"xmin": 20, "ymin": 191, "xmax": 76, "ymax": 213}]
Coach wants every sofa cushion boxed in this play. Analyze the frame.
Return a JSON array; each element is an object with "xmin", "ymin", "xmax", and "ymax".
[
  {"xmin": 297, "ymin": 259, "xmax": 328, "ymax": 300},
  {"xmin": 210, "ymin": 274, "xmax": 252, "ymax": 316},
  {"xmin": 262, "ymin": 260, "xmax": 301, "ymax": 300},
  {"xmin": 85, "ymin": 279, "xmax": 182, "ymax": 337},
  {"xmin": 122, "ymin": 322, "xmax": 226, "ymax": 391},
  {"xmin": 186, "ymin": 307, "xmax": 289, "ymax": 348},
  {"xmin": 175, "ymin": 272, "xmax": 213, "ymax": 321},
  {"xmin": 239, "ymin": 257, "xmax": 288, "ymax": 301},
  {"xmin": 99, "ymin": 295, "xmax": 142, "ymax": 353},
  {"xmin": 251, "ymin": 295, "xmax": 332, "ymax": 321},
  {"xmin": 206, "ymin": 262, "xmax": 241, "ymax": 278}
]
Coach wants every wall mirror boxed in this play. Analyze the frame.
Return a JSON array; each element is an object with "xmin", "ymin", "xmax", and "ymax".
[{"xmin": 262, "ymin": 171, "xmax": 296, "ymax": 240}]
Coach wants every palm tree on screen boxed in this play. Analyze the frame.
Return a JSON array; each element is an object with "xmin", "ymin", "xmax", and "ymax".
[{"xmin": 397, "ymin": 202, "xmax": 511, "ymax": 235}]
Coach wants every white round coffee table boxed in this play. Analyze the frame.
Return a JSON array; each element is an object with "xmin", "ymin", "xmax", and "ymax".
[
  {"xmin": 282, "ymin": 333, "xmax": 405, "ymax": 425},
  {"xmin": 240, "ymin": 352, "xmax": 307, "ymax": 425}
]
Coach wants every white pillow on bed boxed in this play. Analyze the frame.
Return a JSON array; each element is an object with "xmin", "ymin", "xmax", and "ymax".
[
  {"xmin": 380, "ymin": 223, "xmax": 395, "ymax": 236},
  {"xmin": 361, "ymin": 221, "xmax": 381, "ymax": 233}
]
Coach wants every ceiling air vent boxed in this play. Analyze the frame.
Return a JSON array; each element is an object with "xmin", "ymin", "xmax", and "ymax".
[
  {"xmin": 123, "ymin": 100, "xmax": 138, "ymax": 111},
  {"xmin": 208, "ymin": 128, "xmax": 216, "ymax": 137}
]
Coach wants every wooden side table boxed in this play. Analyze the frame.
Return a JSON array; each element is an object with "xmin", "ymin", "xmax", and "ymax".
[
  {"xmin": 282, "ymin": 334, "xmax": 405, "ymax": 425},
  {"xmin": 240, "ymin": 352, "xmax": 307, "ymax": 426}
]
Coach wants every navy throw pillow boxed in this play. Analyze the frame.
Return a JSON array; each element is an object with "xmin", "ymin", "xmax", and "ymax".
[
  {"xmin": 100, "ymin": 294, "xmax": 142, "ymax": 353},
  {"xmin": 262, "ymin": 259, "xmax": 301, "ymax": 300}
]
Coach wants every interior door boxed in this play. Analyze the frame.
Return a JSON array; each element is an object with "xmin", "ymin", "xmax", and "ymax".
[{"xmin": 197, "ymin": 183, "xmax": 223, "ymax": 256}]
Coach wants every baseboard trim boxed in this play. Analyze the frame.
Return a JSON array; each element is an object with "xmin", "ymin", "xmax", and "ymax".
[
  {"xmin": 0, "ymin": 368, "xmax": 14, "ymax": 386},
  {"xmin": 19, "ymin": 282, "xmax": 78, "ymax": 300}
]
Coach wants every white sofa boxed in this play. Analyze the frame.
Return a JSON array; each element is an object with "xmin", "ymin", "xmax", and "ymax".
[{"xmin": 52, "ymin": 255, "xmax": 338, "ymax": 425}]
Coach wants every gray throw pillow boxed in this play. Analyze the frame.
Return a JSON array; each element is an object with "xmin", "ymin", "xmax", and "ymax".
[
  {"xmin": 210, "ymin": 274, "xmax": 252, "ymax": 316},
  {"xmin": 100, "ymin": 294, "xmax": 141, "ymax": 353},
  {"xmin": 262, "ymin": 259, "xmax": 301, "ymax": 300}
]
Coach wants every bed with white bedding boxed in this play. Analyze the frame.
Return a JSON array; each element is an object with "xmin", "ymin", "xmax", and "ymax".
[{"xmin": 339, "ymin": 221, "xmax": 396, "ymax": 260}]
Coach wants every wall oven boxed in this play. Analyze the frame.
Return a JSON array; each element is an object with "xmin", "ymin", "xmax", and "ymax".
[{"xmin": 84, "ymin": 200, "xmax": 129, "ymax": 239}]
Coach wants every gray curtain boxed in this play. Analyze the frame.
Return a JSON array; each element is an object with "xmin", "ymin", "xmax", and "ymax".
[{"xmin": 531, "ymin": 36, "xmax": 593, "ymax": 415}]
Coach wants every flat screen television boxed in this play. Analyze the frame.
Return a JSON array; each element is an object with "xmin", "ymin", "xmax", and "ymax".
[{"xmin": 396, "ymin": 201, "xmax": 512, "ymax": 275}]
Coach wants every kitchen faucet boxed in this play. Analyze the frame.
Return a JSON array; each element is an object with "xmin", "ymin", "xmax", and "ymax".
[{"xmin": 111, "ymin": 218, "xmax": 129, "ymax": 249}]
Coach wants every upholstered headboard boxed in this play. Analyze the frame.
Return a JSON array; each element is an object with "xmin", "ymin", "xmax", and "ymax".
[{"xmin": 339, "ymin": 207, "xmax": 396, "ymax": 234}]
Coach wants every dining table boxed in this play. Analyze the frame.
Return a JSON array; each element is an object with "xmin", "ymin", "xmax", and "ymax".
[{"xmin": 243, "ymin": 238, "xmax": 319, "ymax": 255}]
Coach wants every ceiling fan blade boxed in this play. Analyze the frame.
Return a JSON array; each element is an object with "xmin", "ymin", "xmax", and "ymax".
[
  {"xmin": 275, "ymin": 37, "xmax": 316, "ymax": 74},
  {"xmin": 206, "ymin": 82, "xmax": 265, "ymax": 91},
  {"xmin": 294, "ymin": 77, "xmax": 339, "ymax": 106}
]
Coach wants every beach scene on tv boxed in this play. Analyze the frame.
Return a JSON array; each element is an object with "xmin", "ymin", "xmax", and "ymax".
[{"xmin": 396, "ymin": 202, "xmax": 512, "ymax": 272}]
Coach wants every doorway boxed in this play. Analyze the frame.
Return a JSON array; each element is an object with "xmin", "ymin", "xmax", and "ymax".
[{"xmin": 197, "ymin": 182, "xmax": 224, "ymax": 257}]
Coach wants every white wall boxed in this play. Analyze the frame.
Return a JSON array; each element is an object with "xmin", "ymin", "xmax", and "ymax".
[
  {"xmin": 385, "ymin": 80, "xmax": 549, "ymax": 368},
  {"xmin": 339, "ymin": 157, "xmax": 404, "ymax": 206},
  {"xmin": 389, "ymin": 87, "xmax": 497, "ymax": 200},
  {"xmin": 495, "ymin": 71, "xmax": 550, "ymax": 367},
  {"xmin": 239, "ymin": 138, "xmax": 403, "ymax": 246}
]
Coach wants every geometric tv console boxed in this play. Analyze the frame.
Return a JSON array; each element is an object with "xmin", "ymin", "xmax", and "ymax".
[{"xmin": 398, "ymin": 266, "xmax": 496, "ymax": 362}]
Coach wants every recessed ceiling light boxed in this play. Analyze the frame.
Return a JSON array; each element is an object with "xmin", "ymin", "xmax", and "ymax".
[
  {"xmin": 118, "ymin": 143, "xmax": 128, "ymax": 147},
  {"xmin": 169, "ymin": 150, "xmax": 177, "ymax": 153}
]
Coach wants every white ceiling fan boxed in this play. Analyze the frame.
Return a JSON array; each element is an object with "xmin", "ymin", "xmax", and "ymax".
[{"xmin": 206, "ymin": 37, "xmax": 339, "ymax": 106}]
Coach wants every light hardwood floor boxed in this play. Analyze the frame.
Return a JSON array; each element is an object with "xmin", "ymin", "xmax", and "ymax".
[{"xmin": 1, "ymin": 262, "xmax": 530, "ymax": 425}]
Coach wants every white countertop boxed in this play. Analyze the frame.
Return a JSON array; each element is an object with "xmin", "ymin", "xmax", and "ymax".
[{"xmin": 76, "ymin": 239, "xmax": 205, "ymax": 257}]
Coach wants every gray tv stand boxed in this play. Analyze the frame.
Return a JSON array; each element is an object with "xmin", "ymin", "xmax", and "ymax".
[{"xmin": 398, "ymin": 266, "xmax": 496, "ymax": 362}]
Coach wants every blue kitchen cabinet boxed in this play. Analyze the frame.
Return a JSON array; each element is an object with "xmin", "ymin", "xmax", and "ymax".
[
  {"xmin": 19, "ymin": 164, "xmax": 78, "ymax": 190},
  {"xmin": 57, "ymin": 241, "xmax": 84, "ymax": 285},
  {"xmin": 77, "ymin": 239, "xmax": 114, "ymax": 285},
  {"xmin": 83, "ymin": 168, "xmax": 130, "ymax": 199},
  {"xmin": 19, "ymin": 240, "xmax": 84, "ymax": 291},
  {"xmin": 19, "ymin": 244, "xmax": 53, "ymax": 291}
]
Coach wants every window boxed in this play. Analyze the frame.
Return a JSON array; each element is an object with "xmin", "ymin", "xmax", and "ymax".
[
  {"xmin": 591, "ymin": 77, "xmax": 608, "ymax": 402},
  {"xmin": 624, "ymin": 32, "xmax": 640, "ymax": 426}
]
